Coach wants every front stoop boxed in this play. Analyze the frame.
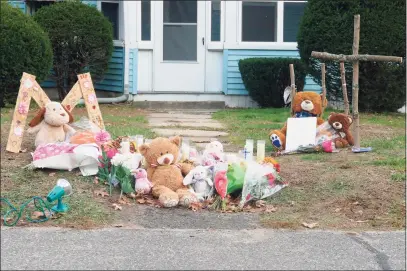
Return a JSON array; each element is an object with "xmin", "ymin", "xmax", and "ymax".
[{"xmin": 134, "ymin": 101, "xmax": 225, "ymax": 110}]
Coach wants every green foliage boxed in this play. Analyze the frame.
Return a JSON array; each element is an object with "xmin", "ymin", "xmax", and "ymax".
[
  {"xmin": 0, "ymin": 2, "xmax": 53, "ymax": 107},
  {"xmin": 297, "ymin": 0, "xmax": 406, "ymax": 112},
  {"xmin": 115, "ymin": 166, "xmax": 134, "ymax": 194},
  {"xmin": 34, "ymin": 1, "xmax": 114, "ymax": 100},
  {"xmin": 238, "ymin": 58, "xmax": 308, "ymax": 108}
]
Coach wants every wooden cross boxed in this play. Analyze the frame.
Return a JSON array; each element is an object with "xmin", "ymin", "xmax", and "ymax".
[
  {"xmin": 310, "ymin": 14, "xmax": 403, "ymax": 149},
  {"xmin": 6, "ymin": 72, "xmax": 105, "ymax": 153}
]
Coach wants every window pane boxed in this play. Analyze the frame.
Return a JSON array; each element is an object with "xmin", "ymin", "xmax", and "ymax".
[
  {"xmin": 163, "ymin": 1, "xmax": 197, "ymax": 23},
  {"xmin": 284, "ymin": 2, "xmax": 307, "ymax": 42},
  {"xmin": 242, "ymin": 2, "xmax": 277, "ymax": 42},
  {"xmin": 163, "ymin": 25, "xmax": 197, "ymax": 61},
  {"xmin": 141, "ymin": 0, "xmax": 151, "ymax": 41},
  {"xmin": 101, "ymin": 2, "xmax": 119, "ymax": 40},
  {"xmin": 211, "ymin": 1, "xmax": 221, "ymax": 41}
]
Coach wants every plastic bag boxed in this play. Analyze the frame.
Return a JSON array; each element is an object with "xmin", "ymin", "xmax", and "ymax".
[
  {"xmin": 69, "ymin": 131, "xmax": 97, "ymax": 145},
  {"xmin": 70, "ymin": 116, "xmax": 101, "ymax": 133},
  {"xmin": 226, "ymin": 162, "xmax": 246, "ymax": 194},
  {"xmin": 239, "ymin": 161, "xmax": 287, "ymax": 208},
  {"xmin": 315, "ymin": 121, "xmax": 339, "ymax": 145}
]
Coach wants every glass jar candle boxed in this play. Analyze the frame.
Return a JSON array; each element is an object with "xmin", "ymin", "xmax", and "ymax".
[
  {"xmin": 256, "ymin": 140, "xmax": 266, "ymax": 163},
  {"xmin": 120, "ymin": 137, "xmax": 130, "ymax": 154}
]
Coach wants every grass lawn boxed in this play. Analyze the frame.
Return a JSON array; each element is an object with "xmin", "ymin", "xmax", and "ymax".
[
  {"xmin": 1, "ymin": 104, "xmax": 154, "ymax": 229},
  {"xmin": 213, "ymin": 108, "xmax": 406, "ymax": 230}
]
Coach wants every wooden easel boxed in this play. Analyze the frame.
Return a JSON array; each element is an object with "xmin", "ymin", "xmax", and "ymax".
[
  {"xmin": 311, "ymin": 14, "xmax": 403, "ymax": 148},
  {"xmin": 6, "ymin": 72, "xmax": 105, "ymax": 153}
]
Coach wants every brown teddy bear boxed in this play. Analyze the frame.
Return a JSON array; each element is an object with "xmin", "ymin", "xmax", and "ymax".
[
  {"xmin": 139, "ymin": 136, "xmax": 197, "ymax": 208},
  {"xmin": 327, "ymin": 112, "xmax": 354, "ymax": 148},
  {"xmin": 269, "ymin": 91, "xmax": 327, "ymax": 150}
]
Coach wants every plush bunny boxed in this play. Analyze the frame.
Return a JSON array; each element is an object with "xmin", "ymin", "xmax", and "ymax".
[
  {"xmin": 27, "ymin": 101, "xmax": 76, "ymax": 147},
  {"xmin": 132, "ymin": 168, "xmax": 153, "ymax": 195},
  {"xmin": 183, "ymin": 165, "xmax": 214, "ymax": 201}
]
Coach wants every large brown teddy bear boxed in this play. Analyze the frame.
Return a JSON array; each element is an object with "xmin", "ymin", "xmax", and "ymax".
[
  {"xmin": 328, "ymin": 112, "xmax": 354, "ymax": 148},
  {"xmin": 269, "ymin": 91, "xmax": 327, "ymax": 150},
  {"xmin": 139, "ymin": 136, "xmax": 198, "ymax": 208}
]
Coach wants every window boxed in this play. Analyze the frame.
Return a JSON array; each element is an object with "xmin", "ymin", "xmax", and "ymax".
[
  {"xmin": 163, "ymin": 1, "xmax": 197, "ymax": 61},
  {"xmin": 101, "ymin": 2, "xmax": 119, "ymax": 40},
  {"xmin": 26, "ymin": 0, "xmax": 53, "ymax": 15},
  {"xmin": 283, "ymin": 2, "xmax": 307, "ymax": 42},
  {"xmin": 211, "ymin": 1, "xmax": 221, "ymax": 42},
  {"xmin": 141, "ymin": 0, "xmax": 151, "ymax": 41},
  {"xmin": 241, "ymin": 1, "xmax": 277, "ymax": 42}
]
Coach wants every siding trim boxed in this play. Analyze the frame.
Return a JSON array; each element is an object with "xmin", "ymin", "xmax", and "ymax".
[
  {"xmin": 131, "ymin": 49, "xmax": 138, "ymax": 94},
  {"xmin": 222, "ymin": 50, "xmax": 229, "ymax": 95}
]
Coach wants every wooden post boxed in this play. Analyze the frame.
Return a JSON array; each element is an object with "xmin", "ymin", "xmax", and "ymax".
[
  {"xmin": 352, "ymin": 14, "xmax": 361, "ymax": 148},
  {"xmin": 340, "ymin": 62, "xmax": 350, "ymax": 115},
  {"xmin": 321, "ymin": 63, "xmax": 327, "ymax": 116},
  {"xmin": 289, "ymin": 64, "xmax": 296, "ymax": 116}
]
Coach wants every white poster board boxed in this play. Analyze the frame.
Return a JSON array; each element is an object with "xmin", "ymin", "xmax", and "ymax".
[{"xmin": 285, "ymin": 117, "xmax": 317, "ymax": 152}]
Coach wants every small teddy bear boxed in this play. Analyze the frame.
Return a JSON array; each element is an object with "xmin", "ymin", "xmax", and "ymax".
[
  {"xmin": 27, "ymin": 101, "xmax": 76, "ymax": 147},
  {"xmin": 327, "ymin": 112, "xmax": 354, "ymax": 148},
  {"xmin": 132, "ymin": 168, "xmax": 153, "ymax": 195},
  {"xmin": 183, "ymin": 165, "xmax": 214, "ymax": 201},
  {"xmin": 201, "ymin": 140, "xmax": 225, "ymax": 167}
]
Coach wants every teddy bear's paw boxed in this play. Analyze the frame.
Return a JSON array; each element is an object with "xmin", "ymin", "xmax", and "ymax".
[
  {"xmin": 159, "ymin": 194, "xmax": 179, "ymax": 208},
  {"xmin": 270, "ymin": 134, "xmax": 282, "ymax": 149},
  {"xmin": 178, "ymin": 195, "xmax": 198, "ymax": 207}
]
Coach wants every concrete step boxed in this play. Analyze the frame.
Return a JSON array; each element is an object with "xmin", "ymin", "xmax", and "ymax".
[
  {"xmin": 148, "ymin": 120, "xmax": 224, "ymax": 129},
  {"xmin": 148, "ymin": 113, "xmax": 212, "ymax": 119},
  {"xmin": 152, "ymin": 128, "xmax": 229, "ymax": 138},
  {"xmin": 134, "ymin": 101, "xmax": 225, "ymax": 110}
]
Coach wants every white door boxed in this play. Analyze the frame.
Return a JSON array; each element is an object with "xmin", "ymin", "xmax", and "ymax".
[{"xmin": 153, "ymin": 0, "xmax": 206, "ymax": 92}]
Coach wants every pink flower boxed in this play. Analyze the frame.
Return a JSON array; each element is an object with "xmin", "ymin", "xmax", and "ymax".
[
  {"xmin": 322, "ymin": 140, "xmax": 334, "ymax": 153},
  {"xmin": 18, "ymin": 103, "xmax": 28, "ymax": 115},
  {"xmin": 106, "ymin": 148, "xmax": 118, "ymax": 159},
  {"xmin": 95, "ymin": 130, "xmax": 111, "ymax": 145}
]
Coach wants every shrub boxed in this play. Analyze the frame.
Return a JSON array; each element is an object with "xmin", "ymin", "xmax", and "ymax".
[
  {"xmin": 297, "ymin": 0, "xmax": 406, "ymax": 112},
  {"xmin": 34, "ymin": 1, "xmax": 114, "ymax": 100},
  {"xmin": 238, "ymin": 58, "xmax": 308, "ymax": 108},
  {"xmin": 0, "ymin": 2, "xmax": 53, "ymax": 107}
]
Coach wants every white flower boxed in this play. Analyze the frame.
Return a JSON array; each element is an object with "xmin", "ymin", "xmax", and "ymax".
[{"xmin": 111, "ymin": 153, "xmax": 142, "ymax": 171}]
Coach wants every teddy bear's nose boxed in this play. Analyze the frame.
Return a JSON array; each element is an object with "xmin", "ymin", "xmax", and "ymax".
[
  {"xmin": 164, "ymin": 157, "xmax": 170, "ymax": 164},
  {"xmin": 60, "ymin": 113, "xmax": 66, "ymax": 117},
  {"xmin": 305, "ymin": 100, "xmax": 311, "ymax": 104}
]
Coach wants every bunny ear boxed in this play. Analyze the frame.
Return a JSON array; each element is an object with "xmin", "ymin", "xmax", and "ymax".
[
  {"xmin": 29, "ymin": 107, "xmax": 46, "ymax": 127},
  {"xmin": 61, "ymin": 104, "xmax": 74, "ymax": 123},
  {"xmin": 183, "ymin": 170, "xmax": 195, "ymax": 186}
]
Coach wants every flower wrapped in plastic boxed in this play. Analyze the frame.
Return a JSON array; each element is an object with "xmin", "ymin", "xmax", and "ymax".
[{"xmin": 239, "ymin": 161, "xmax": 287, "ymax": 208}]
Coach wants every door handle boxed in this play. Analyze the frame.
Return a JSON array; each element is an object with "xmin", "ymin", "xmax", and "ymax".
[{"xmin": 202, "ymin": 37, "xmax": 205, "ymax": 45}]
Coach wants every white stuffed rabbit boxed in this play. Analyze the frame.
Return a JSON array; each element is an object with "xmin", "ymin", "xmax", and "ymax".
[{"xmin": 183, "ymin": 165, "xmax": 214, "ymax": 201}]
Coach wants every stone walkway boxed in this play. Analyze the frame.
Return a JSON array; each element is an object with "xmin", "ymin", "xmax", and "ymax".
[{"xmin": 147, "ymin": 109, "xmax": 234, "ymax": 151}]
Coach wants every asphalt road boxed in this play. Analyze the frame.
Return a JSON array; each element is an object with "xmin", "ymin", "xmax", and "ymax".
[{"xmin": 1, "ymin": 227, "xmax": 405, "ymax": 270}]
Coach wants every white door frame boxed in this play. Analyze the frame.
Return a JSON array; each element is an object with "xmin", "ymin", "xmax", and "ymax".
[{"xmin": 153, "ymin": 0, "xmax": 206, "ymax": 92}]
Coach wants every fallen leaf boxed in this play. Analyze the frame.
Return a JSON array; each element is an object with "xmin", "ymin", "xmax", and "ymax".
[
  {"xmin": 290, "ymin": 201, "xmax": 296, "ymax": 206},
  {"xmin": 352, "ymin": 201, "xmax": 360, "ymax": 205},
  {"xmin": 114, "ymin": 224, "xmax": 123, "ymax": 228},
  {"xmin": 355, "ymin": 220, "xmax": 368, "ymax": 223},
  {"xmin": 189, "ymin": 202, "xmax": 202, "ymax": 212},
  {"xmin": 255, "ymin": 200, "xmax": 266, "ymax": 208},
  {"xmin": 127, "ymin": 193, "xmax": 136, "ymax": 199},
  {"xmin": 137, "ymin": 198, "xmax": 146, "ymax": 204},
  {"xmin": 112, "ymin": 203, "xmax": 122, "ymax": 211},
  {"xmin": 265, "ymin": 205, "xmax": 277, "ymax": 213},
  {"xmin": 94, "ymin": 190, "xmax": 109, "ymax": 197},
  {"xmin": 302, "ymin": 222, "xmax": 318, "ymax": 229},
  {"xmin": 20, "ymin": 149, "xmax": 27, "ymax": 153},
  {"xmin": 335, "ymin": 208, "xmax": 342, "ymax": 213},
  {"xmin": 31, "ymin": 211, "xmax": 46, "ymax": 219},
  {"xmin": 48, "ymin": 172, "xmax": 56, "ymax": 177}
]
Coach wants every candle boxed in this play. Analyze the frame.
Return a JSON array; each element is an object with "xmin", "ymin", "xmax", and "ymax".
[
  {"xmin": 256, "ymin": 140, "xmax": 266, "ymax": 163},
  {"xmin": 136, "ymin": 135, "xmax": 144, "ymax": 151},
  {"xmin": 245, "ymin": 139, "xmax": 254, "ymax": 161},
  {"xmin": 120, "ymin": 137, "xmax": 130, "ymax": 154}
]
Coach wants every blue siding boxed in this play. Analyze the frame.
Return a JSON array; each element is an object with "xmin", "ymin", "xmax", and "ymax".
[
  {"xmin": 223, "ymin": 49, "xmax": 322, "ymax": 95},
  {"xmin": 8, "ymin": 0, "xmax": 25, "ymax": 13},
  {"xmin": 129, "ymin": 49, "xmax": 138, "ymax": 94},
  {"xmin": 81, "ymin": 0, "xmax": 97, "ymax": 8},
  {"xmin": 94, "ymin": 47, "xmax": 125, "ymax": 92}
]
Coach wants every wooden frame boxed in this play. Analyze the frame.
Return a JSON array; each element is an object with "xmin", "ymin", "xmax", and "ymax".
[{"xmin": 6, "ymin": 72, "xmax": 105, "ymax": 153}]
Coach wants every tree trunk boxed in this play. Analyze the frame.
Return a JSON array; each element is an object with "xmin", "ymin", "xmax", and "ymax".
[
  {"xmin": 352, "ymin": 15, "xmax": 361, "ymax": 148},
  {"xmin": 311, "ymin": 51, "xmax": 403, "ymax": 63}
]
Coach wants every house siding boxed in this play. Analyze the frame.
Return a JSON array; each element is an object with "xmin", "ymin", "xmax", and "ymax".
[
  {"xmin": 7, "ymin": 0, "xmax": 125, "ymax": 93},
  {"xmin": 223, "ymin": 49, "xmax": 322, "ymax": 95},
  {"xmin": 129, "ymin": 49, "xmax": 138, "ymax": 95}
]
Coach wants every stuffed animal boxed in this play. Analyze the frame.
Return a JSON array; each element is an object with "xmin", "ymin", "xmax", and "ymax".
[
  {"xmin": 27, "ymin": 101, "xmax": 76, "ymax": 147},
  {"xmin": 139, "ymin": 136, "xmax": 197, "ymax": 208},
  {"xmin": 201, "ymin": 140, "xmax": 225, "ymax": 166},
  {"xmin": 183, "ymin": 165, "xmax": 214, "ymax": 201},
  {"xmin": 133, "ymin": 168, "xmax": 153, "ymax": 195},
  {"xmin": 269, "ymin": 91, "xmax": 327, "ymax": 150},
  {"xmin": 327, "ymin": 112, "xmax": 354, "ymax": 148}
]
